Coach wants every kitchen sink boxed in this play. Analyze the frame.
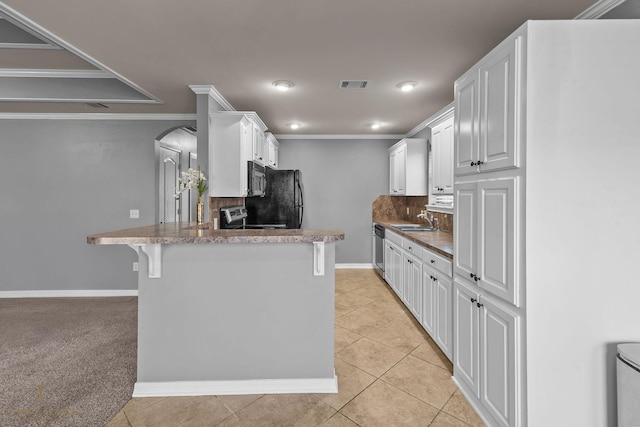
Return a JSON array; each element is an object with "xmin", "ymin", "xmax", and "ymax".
[{"xmin": 391, "ymin": 224, "xmax": 436, "ymax": 232}]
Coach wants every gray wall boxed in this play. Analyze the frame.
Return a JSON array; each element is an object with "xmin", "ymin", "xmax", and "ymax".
[
  {"xmin": 0, "ymin": 119, "xmax": 194, "ymax": 291},
  {"xmin": 278, "ymin": 138, "xmax": 398, "ymax": 264}
]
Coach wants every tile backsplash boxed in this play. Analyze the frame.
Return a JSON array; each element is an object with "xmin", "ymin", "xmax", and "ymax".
[{"xmin": 372, "ymin": 195, "xmax": 453, "ymax": 233}]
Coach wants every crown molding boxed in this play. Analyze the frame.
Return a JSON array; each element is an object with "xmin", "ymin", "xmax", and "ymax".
[
  {"xmin": 0, "ymin": 42, "xmax": 59, "ymax": 49},
  {"xmin": 405, "ymin": 102, "xmax": 454, "ymax": 137},
  {"xmin": 189, "ymin": 85, "xmax": 235, "ymax": 112},
  {"xmin": 0, "ymin": 113, "xmax": 196, "ymax": 121},
  {"xmin": 209, "ymin": 110, "xmax": 267, "ymax": 131},
  {"xmin": 574, "ymin": 0, "xmax": 627, "ymax": 19},
  {"xmin": 0, "ymin": 69, "xmax": 112, "ymax": 78},
  {"xmin": 274, "ymin": 134, "xmax": 404, "ymax": 140}
]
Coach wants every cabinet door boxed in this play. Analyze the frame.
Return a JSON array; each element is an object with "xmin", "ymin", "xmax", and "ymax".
[
  {"xmin": 478, "ymin": 36, "xmax": 522, "ymax": 173},
  {"xmin": 401, "ymin": 252, "xmax": 413, "ymax": 307},
  {"xmin": 252, "ymin": 125, "xmax": 265, "ymax": 164},
  {"xmin": 432, "ymin": 118, "xmax": 455, "ymax": 195},
  {"xmin": 408, "ymin": 255, "xmax": 423, "ymax": 320},
  {"xmin": 385, "ymin": 241, "xmax": 403, "ymax": 298},
  {"xmin": 431, "ymin": 124, "xmax": 444, "ymax": 194},
  {"xmin": 389, "ymin": 145, "xmax": 407, "ymax": 195},
  {"xmin": 392, "ymin": 145, "xmax": 407, "ymax": 194},
  {"xmin": 392, "ymin": 244, "xmax": 403, "ymax": 297},
  {"xmin": 435, "ymin": 274, "xmax": 453, "ymax": 360},
  {"xmin": 440, "ymin": 118, "xmax": 454, "ymax": 194},
  {"xmin": 480, "ymin": 295, "xmax": 519, "ymax": 427},
  {"xmin": 267, "ymin": 140, "xmax": 278, "ymax": 169},
  {"xmin": 454, "ymin": 69, "xmax": 479, "ymax": 176},
  {"xmin": 453, "ymin": 278, "xmax": 480, "ymax": 399},
  {"xmin": 384, "ymin": 241, "xmax": 394, "ymax": 286},
  {"xmin": 389, "ymin": 150, "xmax": 397, "ymax": 194},
  {"xmin": 477, "ymin": 177, "xmax": 519, "ymax": 306},
  {"xmin": 454, "ymin": 182, "xmax": 477, "ymax": 280},
  {"xmin": 421, "ymin": 266, "xmax": 436, "ymax": 336}
]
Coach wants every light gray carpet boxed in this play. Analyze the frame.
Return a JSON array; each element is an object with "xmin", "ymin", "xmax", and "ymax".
[{"xmin": 0, "ymin": 297, "xmax": 137, "ymax": 427}]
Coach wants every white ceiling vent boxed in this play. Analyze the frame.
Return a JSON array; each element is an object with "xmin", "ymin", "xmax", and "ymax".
[{"xmin": 339, "ymin": 80, "xmax": 370, "ymax": 89}]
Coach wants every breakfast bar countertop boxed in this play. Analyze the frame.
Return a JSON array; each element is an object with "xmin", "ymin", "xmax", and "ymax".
[{"xmin": 87, "ymin": 223, "xmax": 345, "ymax": 245}]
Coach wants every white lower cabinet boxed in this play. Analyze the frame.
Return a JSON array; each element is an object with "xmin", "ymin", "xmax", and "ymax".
[
  {"xmin": 402, "ymin": 251, "xmax": 422, "ymax": 320},
  {"xmin": 384, "ymin": 239, "xmax": 403, "ymax": 299},
  {"xmin": 384, "ymin": 230, "xmax": 453, "ymax": 361},
  {"xmin": 454, "ymin": 278, "xmax": 520, "ymax": 427},
  {"xmin": 422, "ymin": 263, "xmax": 453, "ymax": 359}
]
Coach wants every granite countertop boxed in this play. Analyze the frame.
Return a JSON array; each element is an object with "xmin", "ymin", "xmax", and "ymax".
[
  {"xmin": 87, "ymin": 223, "xmax": 345, "ymax": 245},
  {"xmin": 375, "ymin": 220, "xmax": 453, "ymax": 259}
]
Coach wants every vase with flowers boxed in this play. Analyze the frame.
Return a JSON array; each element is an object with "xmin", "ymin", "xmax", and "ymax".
[{"xmin": 175, "ymin": 167, "xmax": 208, "ymax": 226}]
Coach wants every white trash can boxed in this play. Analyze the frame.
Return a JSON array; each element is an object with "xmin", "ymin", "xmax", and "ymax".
[{"xmin": 618, "ymin": 343, "xmax": 640, "ymax": 426}]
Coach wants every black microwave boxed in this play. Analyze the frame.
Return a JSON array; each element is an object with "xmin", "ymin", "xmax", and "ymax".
[{"xmin": 247, "ymin": 161, "xmax": 266, "ymax": 197}]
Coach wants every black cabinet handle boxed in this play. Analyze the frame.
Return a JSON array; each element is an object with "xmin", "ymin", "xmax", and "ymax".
[
  {"xmin": 471, "ymin": 298, "xmax": 477, "ymax": 303},
  {"xmin": 477, "ymin": 302, "xmax": 484, "ymax": 308},
  {"xmin": 474, "ymin": 276, "xmax": 481, "ymax": 282},
  {"xmin": 408, "ymin": 260, "xmax": 413, "ymax": 264},
  {"xmin": 470, "ymin": 273, "xmax": 475, "ymax": 279},
  {"xmin": 477, "ymin": 160, "xmax": 484, "ymax": 165},
  {"xmin": 431, "ymin": 260, "xmax": 436, "ymax": 264},
  {"xmin": 470, "ymin": 161, "xmax": 476, "ymax": 166}
]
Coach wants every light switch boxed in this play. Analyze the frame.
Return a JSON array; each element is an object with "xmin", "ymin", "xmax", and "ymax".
[{"xmin": 130, "ymin": 209, "xmax": 140, "ymax": 219}]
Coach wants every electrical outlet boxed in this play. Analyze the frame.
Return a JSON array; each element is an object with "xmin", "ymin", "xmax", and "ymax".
[
  {"xmin": 406, "ymin": 207, "xmax": 410, "ymax": 215},
  {"xmin": 133, "ymin": 262, "xmax": 139, "ymax": 271},
  {"xmin": 130, "ymin": 209, "xmax": 140, "ymax": 219}
]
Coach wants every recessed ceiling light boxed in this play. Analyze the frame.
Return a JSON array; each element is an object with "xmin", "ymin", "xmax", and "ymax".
[
  {"xmin": 397, "ymin": 81, "xmax": 418, "ymax": 92},
  {"xmin": 288, "ymin": 123, "xmax": 301, "ymax": 130},
  {"xmin": 370, "ymin": 123, "xmax": 381, "ymax": 130},
  {"xmin": 273, "ymin": 80, "xmax": 294, "ymax": 91}
]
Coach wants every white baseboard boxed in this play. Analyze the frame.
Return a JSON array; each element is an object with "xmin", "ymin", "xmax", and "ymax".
[
  {"xmin": 336, "ymin": 263, "xmax": 374, "ymax": 269},
  {"xmin": 133, "ymin": 374, "xmax": 338, "ymax": 397},
  {"xmin": 0, "ymin": 289, "xmax": 138, "ymax": 298}
]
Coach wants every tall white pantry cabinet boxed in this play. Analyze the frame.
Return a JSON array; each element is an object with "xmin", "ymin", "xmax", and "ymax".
[{"xmin": 452, "ymin": 20, "xmax": 640, "ymax": 427}]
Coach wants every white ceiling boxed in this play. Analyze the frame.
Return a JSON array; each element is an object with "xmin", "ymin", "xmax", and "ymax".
[{"xmin": 0, "ymin": 0, "xmax": 626, "ymax": 134}]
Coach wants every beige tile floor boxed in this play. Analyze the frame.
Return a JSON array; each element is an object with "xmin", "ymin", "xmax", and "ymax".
[{"xmin": 107, "ymin": 269, "xmax": 485, "ymax": 427}]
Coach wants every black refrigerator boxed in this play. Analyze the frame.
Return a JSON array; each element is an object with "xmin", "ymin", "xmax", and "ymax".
[{"xmin": 245, "ymin": 168, "xmax": 304, "ymax": 229}]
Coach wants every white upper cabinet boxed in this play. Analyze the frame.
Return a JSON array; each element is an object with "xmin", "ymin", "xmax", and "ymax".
[
  {"xmin": 250, "ymin": 118, "xmax": 268, "ymax": 166},
  {"xmin": 431, "ymin": 115, "xmax": 454, "ymax": 195},
  {"xmin": 389, "ymin": 138, "xmax": 428, "ymax": 196},
  {"xmin": 454, "ymin": 71, "xmax": 479, "ymax": 176},
  {"xmin": 265, "ymin": 132, "xmax": 279, "ymax": 169},
  {"xmin": 455, "ymin": 34, "xmax": 522, "ymax": 176},
  {"xmin": 208, "ymin": 111, "xmax": 267, "ymax": 197}
]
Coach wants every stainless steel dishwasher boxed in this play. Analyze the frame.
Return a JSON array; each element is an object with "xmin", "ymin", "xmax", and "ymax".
[{"xmin": 373, "ymin": 224, "xmax": 385, "ymax": 276}]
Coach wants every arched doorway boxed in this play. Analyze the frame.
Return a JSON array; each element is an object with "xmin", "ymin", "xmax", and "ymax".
[{"xmin": 155, "ymin": 126, "xmax": 197, "ymax": 224}]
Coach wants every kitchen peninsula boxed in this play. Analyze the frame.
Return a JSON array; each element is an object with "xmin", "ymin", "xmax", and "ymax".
[{"xmin": 88, "ymin": 223, "xmax": 344, "ymax": 397}]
